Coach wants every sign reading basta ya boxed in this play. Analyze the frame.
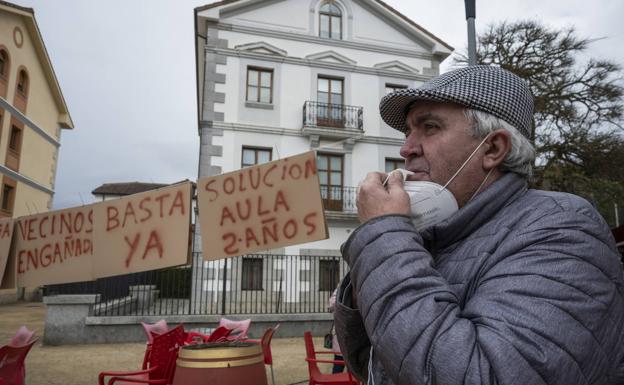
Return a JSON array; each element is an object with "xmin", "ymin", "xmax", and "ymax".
[{"xmin": 92, "ymin": 181, "xmax": 193, "ymax": 278}]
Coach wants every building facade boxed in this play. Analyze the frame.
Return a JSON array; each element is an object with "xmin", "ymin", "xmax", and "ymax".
[
  {"xmin": 91, "ymin": 182, "xmax": 169, "ymax": 201},
  {"xmin": 193, "ymin": 0, "xmax": 451, "ymax": 310},
  {"xmin": 0, "ymin": 1, "xmax": 73, "ymax": 303},
  {"xmin": 0, "ymin": 1, "xmax": 73, "ymax": 218}
]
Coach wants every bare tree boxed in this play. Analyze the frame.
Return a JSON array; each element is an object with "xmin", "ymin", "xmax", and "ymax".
[{"xmin": 455, "ymin": 20, "xmax": 624, "ymax": 225}]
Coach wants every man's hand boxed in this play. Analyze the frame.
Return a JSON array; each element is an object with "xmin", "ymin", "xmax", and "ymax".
[{"xmin": 356, "ymin": 172, "xmax": 410, "ymax": 223}]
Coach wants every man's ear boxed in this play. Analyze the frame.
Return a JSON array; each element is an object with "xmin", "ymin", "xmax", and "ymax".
[{"xmin": 483, "ymin": 129, "xmax": 511, "ymax": 170}]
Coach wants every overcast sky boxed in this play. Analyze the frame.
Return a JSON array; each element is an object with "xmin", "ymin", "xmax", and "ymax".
[{"xmin": 8, "ymin": 0, "xmax": 624, "ymax": 209}]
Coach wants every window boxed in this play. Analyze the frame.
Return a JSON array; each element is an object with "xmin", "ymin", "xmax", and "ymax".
[
  {"xmin": 242, "ymin": 147, "xmax": 272, "ymax": 168},
  {"xmin": 385, "ymin": 83, "xmax": 408, "ymax": 94},
  {"xmin": 0, "ymin": 50, "xmax": 7, "ymax": 78},
  {"xmin": 299, "ymin": 269, "xmax": 310, "ymax": 282},
  {"xmin": 1, "ymin": 184, "xmax": 14, "ymax": 212},
  {"xmin": 317, "ymin": 76, "xmax": 344, "ymax": 126},
  {"xmin": 385, "ymin": 158, "xmax": 404, "ymax": 173},
  {"xmin": 317, "ymin": 153, "xmax": 343, "ymax": 211},
  {"xmin": 319, "ymin": 2, "xmax": 342, "ymax": 40},
  {"xmin": 246, "ymin": 67, "xmax": 273, "ymax": 103},
  {"xmin": 317, "ymin": 76, "xmax": 343, "ymax": 106},
  {"xmin": 319, "ymin": 259, "xmax": 339, "ymax": 291},
  {"xmin": 17, "ymin": 70, "xmax": 28, "ymax": 96},
  {"xmin": 241, "ymin": 258, "xmax": 263, "ymax": 290},
  {"xmin": 9, "ymin": 125, "xmax": 20, "ymax": 152}
]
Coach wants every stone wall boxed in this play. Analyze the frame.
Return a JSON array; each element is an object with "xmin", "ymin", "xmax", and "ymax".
[{"xmin": 43, "ymin": 294, "xmax": 333, "ymax": 345}]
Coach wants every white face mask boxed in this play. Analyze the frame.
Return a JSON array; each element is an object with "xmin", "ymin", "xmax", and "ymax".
[
  {"xmin": 403, "ymin": 179, "xmax": 459, "ymax": 231},
  {"xmin": 386, "ymin": 135, "xmax": 493, "ymax": 231}
]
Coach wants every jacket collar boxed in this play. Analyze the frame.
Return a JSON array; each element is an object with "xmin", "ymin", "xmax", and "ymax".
[{"xmin": 421, "ymin": 172, "xmax": 528, "ymax": 251}]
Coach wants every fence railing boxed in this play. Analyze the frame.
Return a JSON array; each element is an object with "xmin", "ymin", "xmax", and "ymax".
[
  {"xmin": 44, "ymin": 253, "xmax": 349, "ymax": 316},
  {"xmin": 320, "ymin": 185, "xmax": 357, "ymax": 213},
  {"xmin": 303, "ymin": 101, "xmax": 363, "ymax": 130}
]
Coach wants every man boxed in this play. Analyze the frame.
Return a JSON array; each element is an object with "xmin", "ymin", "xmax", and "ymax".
[{"xmin": 334, "ymin": 65, "xmax": 624, "ymax": 385}]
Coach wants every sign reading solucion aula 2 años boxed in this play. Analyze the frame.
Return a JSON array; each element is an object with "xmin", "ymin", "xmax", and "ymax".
[{"xmin": 197, "ymin": 151, "xmax": 328, "ymax": 261}]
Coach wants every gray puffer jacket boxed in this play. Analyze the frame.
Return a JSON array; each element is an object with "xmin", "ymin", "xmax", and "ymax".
[{"xmin": 334, "ymin": 173, "xmax": 624, "ymax": 385}]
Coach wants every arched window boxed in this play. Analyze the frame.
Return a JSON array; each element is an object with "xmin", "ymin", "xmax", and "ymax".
[
  {"xmin": 17, "ymin": 70, "xmax": 28, "ymax": 96},
  {"xmin": 319, "ymin": 2, "xmax": 342, "ymax": 40},
  {"xmin": 0, "ymin": 50, "xmax": 8, "ymax": 78}
]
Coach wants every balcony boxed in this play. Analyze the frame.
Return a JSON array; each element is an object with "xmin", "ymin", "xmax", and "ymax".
[
  {"xmin": 302, "ymin": 101, "xmax": 363, "ymax": 141},
  {"xmin": 320, "ymin": 185, "xmax": 358, "ymax": 220}
]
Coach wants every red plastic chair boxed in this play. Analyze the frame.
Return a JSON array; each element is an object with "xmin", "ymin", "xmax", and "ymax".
[
  {"xmin": 140, "ymin": 320, "xmax": 168, "ymax": 345},
  {"xmin": 248, "ymin": 324, "xmax": 280, "ymax": 385},
  {"xmin": 303, "ymin": 331, "xmax": 360, "ymax": 385},
  {"xmin": 98, "ymin": 324, "xmax": 185, "ymax": 385},
  {"xmin": 183, "ymin": 326, "xmax": 232, "ymax": 345},
  {"xmin": 0, "ymin": 338, "xmax": 38, "ymax": 385},
  {"xmin": 205, "ymin": 326, "xmax": 232, "ymax": 343},
  {"xmin": 139, "ymin": 320, "xmax": 168, "ymax": 370},
  {"xmin": 218, "ymin": 317, "xmax": 251, "ymax": 340},
  {"xmin": 8, "ymin": 327, "xmax": 35, "ymax": 348},
  {"xmin": 184, "ymin": 331, "xmax": 207, "ymax": 345}
]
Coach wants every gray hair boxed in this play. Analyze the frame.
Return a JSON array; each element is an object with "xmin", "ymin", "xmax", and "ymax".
[{"xmin": 463, "ymin": 109, "xmax": 535, "ymax": 178}]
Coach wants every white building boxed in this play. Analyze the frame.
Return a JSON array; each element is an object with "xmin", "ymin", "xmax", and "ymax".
[{"xmin": 193, "ymin": 0, "xmax": 452, "ymax": 311}]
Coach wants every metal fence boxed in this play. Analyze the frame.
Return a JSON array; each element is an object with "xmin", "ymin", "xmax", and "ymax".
[
  {"xmin": 45, "ymin": 253, "xmax": 349, "ymax": 317},
  {"xmin": 320, "ymin": 186, "xmax": 357, "ymax": 213},
  {"xmin": 303, "ymin": 101, "xmax": 363, "ymax": 130}
]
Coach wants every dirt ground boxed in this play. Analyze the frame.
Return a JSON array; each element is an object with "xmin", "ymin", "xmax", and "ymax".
[{"xmin": 0, "ymin": 301, "xmax": 335, "ymax": 385}]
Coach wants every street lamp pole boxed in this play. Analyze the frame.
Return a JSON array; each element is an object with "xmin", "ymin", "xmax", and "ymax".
[{"xmin": 465, "ymin": 0, "xmax": 477, "ymax": 65}]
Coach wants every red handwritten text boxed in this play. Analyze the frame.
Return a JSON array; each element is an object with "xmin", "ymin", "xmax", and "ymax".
[
  {"xmin": 0, "ymin": 222, "xmax": 11, "ymax": 239},
  {"xmin": 16, "ymin": 210, "xmax": 93, "ymax": 242},
  {"xmin": 204, "ymin": 158, "xmax": 317, "ymax": 202},
  {"xmin": 17, "ymin": 235, "xmax": 93, "ymax": 274},
  {"xmin": 106, "ymin": 189, "xmax": 186, "ymax": 232},
  {"xmin": 123, "ymin": 230, "xmax": 164, "ymax": 268}
]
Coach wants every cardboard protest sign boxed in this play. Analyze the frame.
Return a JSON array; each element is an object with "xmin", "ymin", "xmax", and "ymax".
[
  {"xmin": 0, "ymin": 218, "xmax": 14, "ymax": 289},
  {"xmin": 198, "ymin": 151, "xmax": 328, "ymax": 261},
  {"xmin": 14, "ymin": 205, "xmax": 94, "ymax": 287},
  {"xmin": 92, "ymin": 181, "xmax": 193, "ymax": 278},
  {"xmin": 0, "ymin": 253, "xmax": 16, "ymax": 289}
]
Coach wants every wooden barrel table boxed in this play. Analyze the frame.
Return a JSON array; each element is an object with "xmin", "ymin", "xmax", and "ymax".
[{"xmin": 172, "ymin": 341, "xmax": 267, "ymax": 385}]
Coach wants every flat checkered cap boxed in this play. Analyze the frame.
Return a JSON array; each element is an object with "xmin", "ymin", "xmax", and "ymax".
[{"xmin": 380, "ymin": 65, "xmax": 534, "ymax": 138}]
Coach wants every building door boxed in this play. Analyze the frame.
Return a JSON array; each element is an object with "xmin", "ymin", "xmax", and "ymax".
[
  {"xmin": 317, "ymin": 76, "xmax": 344, "ymax": 127},
  {"xmin": 317, "ymin": 153, "xmax": 343, "ymax": 211}
]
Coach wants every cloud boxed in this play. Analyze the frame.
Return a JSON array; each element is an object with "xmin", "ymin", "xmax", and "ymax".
[{"xmin": 8, "ymin": 0, "xmax": 624, "ymax": 210}]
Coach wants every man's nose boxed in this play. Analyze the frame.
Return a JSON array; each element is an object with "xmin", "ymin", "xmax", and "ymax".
[{"xmin": 400, "ymin": 130, "xmax": 423, "ymax": 158}]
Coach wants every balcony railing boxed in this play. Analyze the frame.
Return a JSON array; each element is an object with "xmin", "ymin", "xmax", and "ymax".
[
  {"xmin": 320, "ymin": 185, "xmax": 357, "ymax": 213},
  {"xmin": 303, "ymin": 101, "xmax": 363, "ymax": 130}
]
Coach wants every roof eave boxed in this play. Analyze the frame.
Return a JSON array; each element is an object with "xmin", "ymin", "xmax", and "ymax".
[
  {"xmin": 1, "ymin": 2, "xmax": 74, "ymax": 129},
  {"xmin": 0, "ymin": 0, "xmax": 33, "ymax": 15},
  {"xmin": 195, "ymin": 0, "xmax": 453, "ymax": 58},
  {"xmin": 25, "ymin": 14, "xmax": 75, "ymax": 128},
  {"xmin": 373, "ymin": 0, "xmax": 454, "ymax": 54},
  {"xmin": 194, "ymin": 0, "xmax": 241, "ymax": 13}
]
